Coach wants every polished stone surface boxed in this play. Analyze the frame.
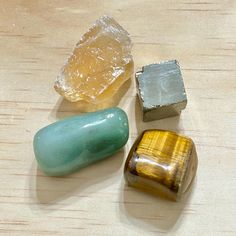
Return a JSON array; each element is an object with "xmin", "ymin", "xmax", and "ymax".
[
  {"xmin": 34, "ymin": 107, "xmax": 129, "ymax": 176},
  {"xmin": 124, "ymin": 129, "xmax": 198, "ymax": 200},
  {"xmin": 136, "ymin": 60, "xmax": 187, "ymax": 121},
  {"xmin": 55, "ymin": 15, "xmax": 134, "ymax": 105}
]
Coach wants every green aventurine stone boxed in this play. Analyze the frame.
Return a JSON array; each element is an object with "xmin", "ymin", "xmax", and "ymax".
[{"xmin": 33, "ymin": 107, "xmax": 129, "ymax": 176}]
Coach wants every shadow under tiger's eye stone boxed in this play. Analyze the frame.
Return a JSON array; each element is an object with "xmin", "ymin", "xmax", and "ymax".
[{"xmin": 124, "ymin": 129, "xmax": 198, "ymax": 201}]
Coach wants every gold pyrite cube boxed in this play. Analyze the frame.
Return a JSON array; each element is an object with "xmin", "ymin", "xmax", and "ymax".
[
  {"xmin": 136, "ymin": 60, "xmax": 187, "ymax": 121},
  {"xmin": 124, "ymin": 129, "xmax": 198, "ymax": 200}
]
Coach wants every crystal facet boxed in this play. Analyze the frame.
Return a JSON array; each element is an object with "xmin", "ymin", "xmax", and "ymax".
[
  {"xmin": 33, "ymin": 107, "xmax": 129, "ymax": 176},
  {"xmin": 136, "ymin": 60, "xmax": 187, "ymax": 121},
  {"xmin": 55, "ymin": 15, "xmax": 134, "ymax": 104},
  {"xmin": 124, "ymin": 129, "xmax": 197, "ymax": 200}
]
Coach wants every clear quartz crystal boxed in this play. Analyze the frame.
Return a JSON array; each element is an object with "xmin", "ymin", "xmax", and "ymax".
[{"xmin": 55, "ymin": 15, "xmax": 134, "ymax": 104}]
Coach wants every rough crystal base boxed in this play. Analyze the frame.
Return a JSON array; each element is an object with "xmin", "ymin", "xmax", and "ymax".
[{"xmin": 55, "ymin": 15, "xmax": 134, "ymax": 105}]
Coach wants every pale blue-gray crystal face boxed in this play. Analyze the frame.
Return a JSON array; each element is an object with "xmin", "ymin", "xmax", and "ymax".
[
  {"xmin": 33, "ymin": 107, "xmax": 129, "ymax": 176},
  {"xmin": 136, "ymin": 60, "xmax": 187, "ymax": 121}
]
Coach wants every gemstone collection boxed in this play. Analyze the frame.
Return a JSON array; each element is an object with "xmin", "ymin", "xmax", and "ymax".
[{"xmin": 33, "ymin": 16, "xmax": 198, "ymax": 201}]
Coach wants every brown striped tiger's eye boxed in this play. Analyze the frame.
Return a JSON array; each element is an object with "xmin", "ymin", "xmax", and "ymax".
[{"xmin": 124, "ymin": 129, "xmax": 198, "ymax": 201}]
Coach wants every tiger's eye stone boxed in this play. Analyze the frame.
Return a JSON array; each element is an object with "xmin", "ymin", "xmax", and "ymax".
[
  {"xmin": 124, "ymin": 130, "xmax": 198, "ymax": 200},
  {"xmin": 54, "ymin": 15, "xmax": 134, "ymax": 105},
  {"xmin": 33, "ymin": 107, "xmax": 129, "ymax": 176},
  {"xmin": 136, "ymin": 60, "xmax": 187, "ymax": 121}
]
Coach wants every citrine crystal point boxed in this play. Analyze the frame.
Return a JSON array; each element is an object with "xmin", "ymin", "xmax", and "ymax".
[
  {"xmin": 124, "ymin": 129, "xmax": 198, "ymax": 201},
  {"xmin": 136, "ymin": 60, "xmax": 187, "ymax": 122},
  {"xmin": 55, "ymin": 15, "xmax": 134, "ymax": 105}
]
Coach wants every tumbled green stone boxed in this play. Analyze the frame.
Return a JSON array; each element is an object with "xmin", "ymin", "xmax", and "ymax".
[{"xmin": 33, "ymin": 107, "xmax": 129, "ymax": 176}]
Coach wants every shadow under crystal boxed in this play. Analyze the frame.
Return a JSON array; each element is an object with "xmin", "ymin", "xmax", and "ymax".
[{"xmin": 50, "ymin": 79, "xmax": 131, "ymax": 120}]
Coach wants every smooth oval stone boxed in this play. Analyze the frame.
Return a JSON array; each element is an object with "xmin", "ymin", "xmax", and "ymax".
[{"xmin": 33, "ymin": 107, "xmax": 129, "ymax": 176}]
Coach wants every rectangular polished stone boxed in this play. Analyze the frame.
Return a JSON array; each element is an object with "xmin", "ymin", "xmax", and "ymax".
[
  {"xmin": 136, "ymin": 60, "xmax": 187, "ymax": 121},
  {"xmin": 124, "ymin": 129, "xmax": 198, "ymax": 200}
]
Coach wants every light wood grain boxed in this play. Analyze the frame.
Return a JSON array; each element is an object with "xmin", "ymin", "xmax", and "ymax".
[{"xmin": 0, "ymin": 1, "xmax": 236, "ymax": 235}]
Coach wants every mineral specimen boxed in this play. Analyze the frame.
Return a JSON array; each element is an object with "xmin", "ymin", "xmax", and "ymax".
[
  {"xmin": 55, "ymin": 15, "xmax": 134, "ymax": 104},
  {"xmin": 124, "ymin": 129, "xmax": 198, "ymax": 200},
  {"xmin": 136, "ymin": 60, "xmax": 187, "ymax": 121},
  {"xmin": 33, "ymin": 107, "xmax": 129, "ymax": 176}
]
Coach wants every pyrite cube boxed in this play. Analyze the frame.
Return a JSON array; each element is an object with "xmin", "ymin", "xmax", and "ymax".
[
  {"xmin": 136, "ymin": 60, "xmax": 187, "ymax": 121},
  {"xmin": 124, "ymin": 129, "xmax": 198, "ymax": 201}
]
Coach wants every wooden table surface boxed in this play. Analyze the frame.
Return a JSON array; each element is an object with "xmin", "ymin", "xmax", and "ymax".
[{"xmin": 1, "ymin": 1, "xmax": 236, "ymax": 235}]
